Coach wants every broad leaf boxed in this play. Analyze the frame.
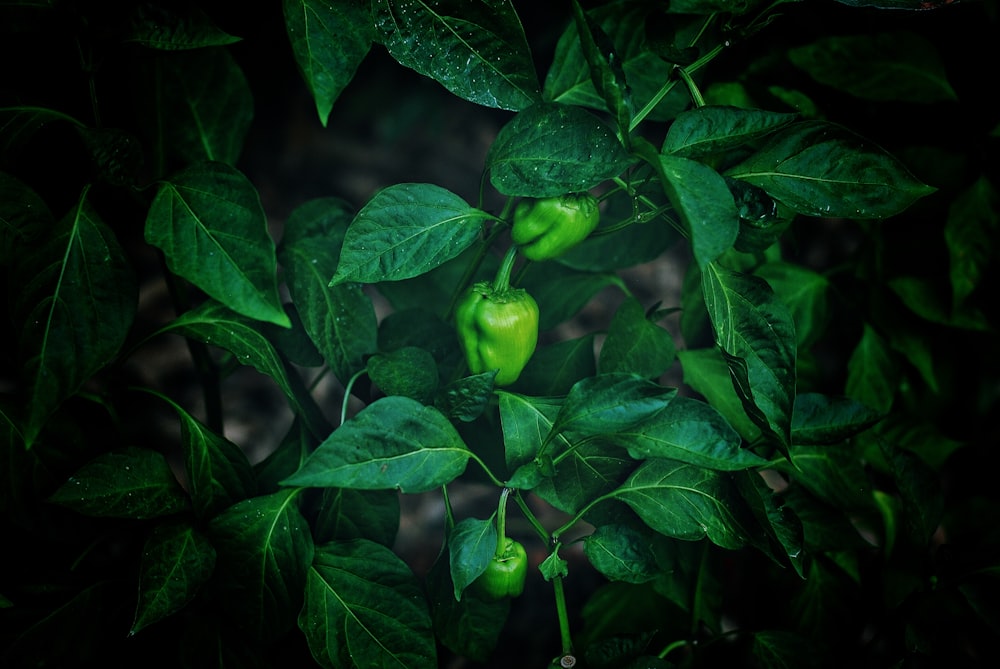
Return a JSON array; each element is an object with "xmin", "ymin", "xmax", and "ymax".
[
  {"xmin": 0, "ymin": 105, "xmax": 84, "ymax": 157},
  {"xmin": 281, "ymin": 396, "xmax": 470, "ymax": 493},
  {"xmin": 449, "ymin": 516, "xmax": 498, "ymax": 600},
  {"xmin": 662, "ymin": 106, "xmax": 798, "ymax": 158},
  {"xmin": 498, "ymin": 391, "xmax": 561, "ymax": 479},
  {"xmin": 702, "ymin": 263, "xmax": 796, "ymax": 455},
  {"xmin": 599, "ymin": 296, "xmax": 675, "ymax": 378},
  {"xmin": 569, "ymin": 0, "xmax": 632, "ymax": 142},
  {"xmin": 791, "ymin": 393, "xmax": 883, "ymax": 446},
  {"xmin": 313, "ymin": 488, "xmax": 400, "ymax": 547},
  {"xmin": 677, "ymin": 347, "xmax": 761, "ymax": 443},
  {"xmin": 14, "ymin": 189, "xmax": 135, "ymax": 447},
  {"xmin": 548, "ymin": 373, "xmax": 677, "ymax": 442},
  {"xmin": 279, "ymin": 197, "xmax": 378, "ymax": 384},
  {"xmin": 616, "ymin": 396, "xmax": 767, "ymax": 470},
  {"xmin": 131, "ymin": 521, "xmax": 217, "ymax": 635},
  {"xmin": 534, "ymin": 440, "xmax": 636, "ymax": 514},
  {"xmin": 511, "ymin": 335, "xmax": 596, "ymax": 397},
  {"xmin": 610, "ymin": 458, "xmax": 758, "ymax": 549},
  {"xmin": 367, "ymin": 346, "xmax": 440, "ymax": 403},
  {"xmin": 754, "ymin": 261, "xmax": 830, "ymax": 348},
  {"xmin": 284, "ymin": 0, "xmax": 373, "ymax": 125},
  {"xmin": 125, "ymin": 3, "xmax": 241, "ymax": 49},
  {"xmin": 158, "ymin": 300, "xmax": 329, "ymax": 438},
  {"xmin": 519, "ymin": 261, "xmax": 619, "ymax": 330},
  {"xmin": 299, "ymin": 539, "xmax": 436, "ymax": 669},
  {"xmin": 583, "ymin": 524, "xmax": 660, "ymax": 584},
  {"xmin": 372, "ymin": 0, "xmax": 539, "ymax": 111},
  {"xmin": 209, "ymin": 489, "xmax": 314, "ymax": 643},
  {"xmin": 145, "ymin": 162, "xmax": 289, "ymax": 327},
  {"xmin": 845, "ymin": 324, "xmax": 898, "ymax": 415},
  {"xmin": 48, "ymin": 446, "xmax": 189, "ymax": 519},
  {"xmin": 486, "ymin": 102, "xmax": 634, "ymax": 197},
  {"xmin": 945, "ymin": 176, "xmax": 998, "ymax": 309},
  {"xmin": 789, "ymin": 32, "xmax": 957, "ymax": 103},
  {"xmin": 330, "ymin": 183, "xmax": 488, "ymax": 285},
  {"xmin": 0, "ymin": 171, "xmax": 51, "ymax": 263},
  {"xmin": 435, "ymin": 371, "xmax": 498, "ymax": 423},
  {"xmin": 725, "ymin": 120, "xmax": 935, "ymax": 219},
  {"xmin": 770, "ymin": 443, "xmax": 874, "ymax": 512}
]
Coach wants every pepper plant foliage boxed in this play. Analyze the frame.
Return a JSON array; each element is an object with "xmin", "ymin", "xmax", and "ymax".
[{"xmin": 2, "ymin": 0, "xmax": 999, "ymax": 668}]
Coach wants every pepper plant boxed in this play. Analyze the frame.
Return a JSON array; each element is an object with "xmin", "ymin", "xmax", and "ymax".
[{"xmin": 3, "ymin": 0, "xmax": 999, "ymax": 668}]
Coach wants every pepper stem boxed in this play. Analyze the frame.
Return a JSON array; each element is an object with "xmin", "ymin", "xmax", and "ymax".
[
  {"xmin": 492, "ymin": 245, "xmax": 519, "ymax": 294},
  {"xmin": 495, "ymin": 487, "xmax": 511, "ymax": 557}
]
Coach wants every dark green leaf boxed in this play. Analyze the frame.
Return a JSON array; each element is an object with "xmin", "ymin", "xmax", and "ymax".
[
  {"xmin": 14, "ymin": 189, "xmax": 135, "ymax": 447},
  {"xmin": 846, "ymin": 324, "xmax": 898, "ymax": 415},
  {"xmin": 569, "ymin": 0, "xmax": 632, "ymax": 142},
  {"xmin": 76, "ymin": 127, "xmax": 144, "ymax": 187},
  {"xmin": 279, "ymin": 197, "xmax": 378, "ymax": 384},
  {"xmin": 616, "ymin": 396, "xmax": 766, "ymax": 470},
  {"xmin": 781, "ymin": 486, "xmax": 873, "ymax": 552},
  {"xmin": 702, "ymin": 263, "xmax": 796, "ymax": 454},
  {"xmin": 534, "ymin": 440, "xmax": 635, "ymax": 514},
  {"xmin": 141, "ymin": 48, "xmax": 252, "ymax": 166},
  {"xmin": 771, "ymin": 443, "xmax": 874, "ymax": 512},
  {"xmin": 48, "ymin": 446, "xmax": 189, "ymax": 519},
  {"xmin": 125, "ymin": 3, "xmax": 241, "ymax": 49},
  {"xmin": 736, "ymin": 470, "xmax": 806, "ymax": 577},
  {"xmin": 255, "ymin": 419, "xmax": 315, "ymax": 494},
  {"xmin": 539, "ymin": 549, "xmax": 569, "ymax": 580},
  {"xmin": 725, "ymin": 120, "xmax": 935, "ymax": 219},
  {"xmin": 486, "ymin": 102, "xmax": 634, "ymax": 197},
  {"xmin": 511, "ymin": 334, "xmax": 596, "ymax": 396},
  {"xmin": 754, "ymin": 261, "xmax": 830, "ymax": 348},
  {"xmin": 299, "ymin": 539, "xmax": 436, "ymax": 669},
  {"xmin": 549, "ymin": 373, "xmax": 677, "ymax": 441},
  {"xmin": 791, "ymin": 393, "xmax": 882, "ymax": 445},
  {"xmin": 661, "ymin": 105, "xmax": 798, "ymax": 158},
  {"xmin": 284, "ymin": 0, "xmax": 373, "ymax": 125},
  {"xmin": 435, "ymin": 372, "xmax": 497, "ymax": 422},
  {"xmin": 677, "ymin": 347, "xmax": 761, "ymax": 443},
  {"xmin": 281, "ymin": 396, "xmax": 470, "ymax": 492},
  {"xmin": 519, "ymin": 261, "xmax": 618, "ymax": 330},
  {"xmin": 0, "ymin": 171, "xmax": 51, "ymax": 264},
  {"xmin": 449, "ymin": 516, "xmax": 498, "ymax": 600},
  {"xmin": 372, "ymin": 0, "xmax": 539, "ymax": 111},
  {"xmin": 131, "ymin": 521, "xmax": 217, "ymax": 635},
  {"xmin": 368, "ymin": 346, "xmax": 439, "ymax": 403},
  {"xmin": 159, "ymin": 300, "xmax": 329, "ymax": 438},
  {"xmin": 599, "ymin": 297, "xmax": 675, "ymax": 378},
  {"xmin": 498, "ymin": 391, "xmax": 561, "ymax": 480},
  {"xmin": 145, "ymin": 162, "xmax": 289, "ymax": 327},
  {"xmin": 330, "ymin": 183, "xmax": 488, "ymax": 285},
  {"xmin": 789, "ymin": 32, "xmax": 957, "ymax": 103},
  {"xmin": 610, "ymin": 459, "xmax": 758, "ymax": 549},
  {"xmin": 0, "ymin": 105, "xmax": 84, "ymax": 157},
  {"xmin": 945, "ymin": 176, "xmax": 998, "ymax": 308},
  {"xmin": 880, "ymin": 439, "xmax": 943, "ymax": 545},
  {"xmin": 313, "ymin": 488, "xmax": 400, "ymax": 547},
  {"xmin": 209, "ymin": 489, "xmax": 314, "ymax": 642},
  {"xmin": 750, "ymin": 630, "xmax": 824, "ymax": 669},
  {"xmin": 584, "ymin": 524, "xmax": 659, "ymax": 584}
]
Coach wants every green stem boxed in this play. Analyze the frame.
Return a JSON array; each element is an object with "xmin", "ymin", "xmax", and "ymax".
[
  {"xmin": 552, "ymin": 569, "xmax": 574, "ymax": 656},
  {"xmin": 513, "ymin": 491, "xmax": 551, "ymax": 544},
  {"xmin": 658, "ymin": 639, "xmax": 689, "ymax": 660},
  {"xmin": 444, "ymin": 221, "xmax": 506, "ymax": 320},
  {"xmin": 340, "ymin": 368, "xmax": 366, "ymax": 425},
  {"xmin": 629, "ymin": 41, "xmax": 725, "ymax": 131},
  {"xmin": 491, "ymin": 245, "xmax": 520, "ymax": 294},
  {"xmin": 495, "ymin": 487, "xmax": 511, "ymax": 556}
]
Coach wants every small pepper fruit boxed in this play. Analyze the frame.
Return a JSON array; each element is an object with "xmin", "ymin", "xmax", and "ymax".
[
  {"xmin": 455, "ymin": 280, "xmax": 538, "ymax": 386},
  {"xmin": 472, "ymin": 537, "xmax": 528, "ymax": 600},
  {"xmin": 511, "ymin": 192, "xmax": 600, "ymax": 261}
]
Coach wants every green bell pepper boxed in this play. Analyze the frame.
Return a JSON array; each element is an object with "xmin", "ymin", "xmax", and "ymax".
[{"xmin": 511, "ymin": 192, "xmax": 600, "ymax": 261}]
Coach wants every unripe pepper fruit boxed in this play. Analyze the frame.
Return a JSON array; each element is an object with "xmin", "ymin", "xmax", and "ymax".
[
  {"xmin": 472, "ymin": 536, "xmax": 528, "ymax": 600},
  {"xmin": 511, "ymin": 192, "xmax": 600, "ymax": 261},
  {"xmin": 454, "ymin": 246, "xmax": 538, "ymax": 386}
]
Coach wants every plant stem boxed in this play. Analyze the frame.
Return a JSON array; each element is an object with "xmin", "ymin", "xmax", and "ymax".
[
  {"xmin": 495, "ymin": 487, "xmax": 511, "ymax": 556},
  {"xmin": 552, "ymin": 569, "xmax": 574, "ymax": 656},
  {"xmin": 491, "ymin": 245, "xmax": 520, "ymax": 294},
  {"xmin": 340, "ymin": 368, "xmax": 366, "ymax": 425}
]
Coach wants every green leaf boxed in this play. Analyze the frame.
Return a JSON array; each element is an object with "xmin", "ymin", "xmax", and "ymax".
[
  {"xmin": 846, "ymin": 324, "xmax": 899, "ymax": 415},
  {"xmin": 435, "ymin": 372, "xmax": 497, "ymax": 423},
  {"xmin": 754, "ymin": 261, "xmax": 830, "ymax": 348},
  {"xmin": 750, "ymin": 630, "xmax": 824, "ymax": 669},
  {"xmin": 209, "ymin": 489, "xmax": 314, "ymax": 643},
  {"xmin": 702, "ymin": 263, "xmax": 796, "ymax": 455},
  {"xmin": 677, "ymin": 348, "xmax": 761, "ymax": 443},
  {"xmin": 0, "ymin": 171, "xmax": 51, "ymax": 264},
  {"xmin": 543, "ymin": 2, "xmax": 691, "ymax": 123},
  {"xmin": 569, "ymin": 0, "xmax": 632, "ymax": 142},
  {"xmin": 791, "ymin": 393, "xmax": 883, "ymax": 446},
  {"xmin": 549, "ymin": 373, "xmax": 677, "ymax": 442},
  {"xmin": 789, "ymin": 32, "xmax": 957, "ymax": 104},
  {"xmin": 279, "ymin": 197, "xmax": 379, "ymax": 384},
  {"xmin": 372, "ymin": 0, "xmax": 539, "ymax": 111},
  {"xmin": 284, "ymin": 0, "xmax": 373, "ymax": 126},
  {"xmin": 498, "ymin": 392, "xmax": 561, "ymax": 479},
  {"xmin": 14, "ymin": 188, "xmax": 136, "ymax": 447},
  {"xmin": 281, "ymin": 396, "xmax": 470, "ymax": 492},
  {"xmin": 610, "ymin": 459, "xmax": 758, "ymax": 549},
  {"xmin": 330, "ymin": 183, "xmax": 488, "ymax": 285},
  {"xmin": 736, "ymin": 471, "xmax": 806, "ymax": 577},
  {"xmin": 772, "ymin": 443, "xmax": 874, "ymax": 512},
  {"xmin": 486, "ymin": 102, "xmax": 635, "ymax": 197},
  {"xmin": 534, "ymin": 440, "xmax": 636, "ymax": 514},
  {"xmin": 511, "ymin": 334, "xmax": 596, "ymax": 396},
  {"xmin": 48, "ymin": 446, "xmax": 189, "ymax": 519},
  {"xmin": 725, "ymin": 120, "xmax": 936, "ymax": 219},
  {"xmin": 147, "ymin": 391, "xmax": 256, "ymax": 519},
  {"xmin": 0, "ymin": 105, "xmax": 84, "ymax": 157},
  {"xmin": 299, "ymin": 539, "xmax": 436, "ymax": 669},
  {"xmin": 159, "ymin": 300, "xmax": 329, "ymax": 438},
  {"xmin": 519, "ymin": 261, "xmax": 618, "ymax": 330},
  {"xmin": 539, "ymin": 549, "xmax": 569, "ymax": 580},
  {"xmin": 145, "ymin": 162, "xmax": 289, "ymax": 327},
  {"xmin": 124, "ymin": 3, "xmax": 241, "ymax": 49},
  {"xmin": 945, "ymin": 176, "xmax": 998, "ymax": 309},
  {"xmin": 880, "ymin": 439, "xmax": 943, "ymax": 545},
  {"xmin": 599, "ymin": 297, "xmax": 675, "ymax": 378},
  {"xmin": 449, "ymin": 517, "xmax": 498, "ymax": 600},
  {"xmin": 313, "ymin": 488, "xmax": 400, "ymax": 547},
  {"xmin": 781, "ymin": 486, "xmax": 873, "ymax": 552},
  {"xmin": 661, "ymin": 105, "xmax": 798, "ymax": 158},
  {"xmin": 583, "ymin": 524, "xmax": 660, "ymax": 584},
  {"xmin": 616, "ymin": 396, "xmax": 767, "ymax": 470},
  {"xmin": 368, "ymin": 346, "xmax": 439, "ymax": 403},
  {"xmin": 141, "ymin": 48, "xmax": 252, "ymax": 166},
  {"xmin": 131, "ymin": 521, "xmax": 217, "ymax": 635}
]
